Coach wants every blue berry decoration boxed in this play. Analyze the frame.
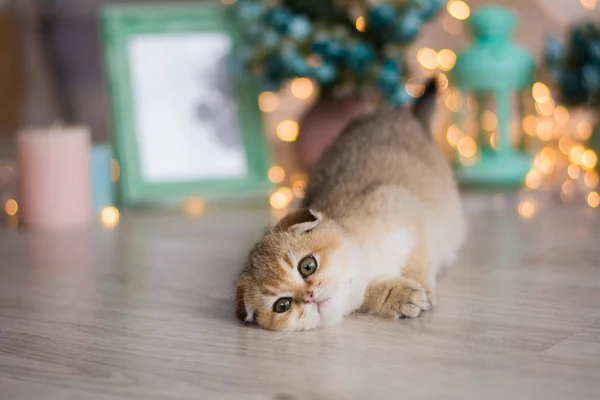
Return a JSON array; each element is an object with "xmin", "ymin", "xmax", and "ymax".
[
  {"xmin": 544, "ymin": 36, "xmax": 565, "ymax": 65},
  {"xmin": 265, "ymin": 8, "xmax": 294, "ymax": 33},
  {"xmin": 377, "ymin": 58, "xmax": 404, "ymax": 95},
  {"xmin": 394, "ymin": 8, "xmax": 423, "ymax": 43},
  {"xmin": 415, "ymin": 0, "xmax": 447, "ymax": 20},
  {"xmin": 311, "ymin": 37, "xmax": 346, "ymax": 64},
  {"xmin": 288, "ymin": 15, "xmax": 313, "ymax": 40},
  {"xmin": 232, "ymin": 0, "xmax": 444, "ymax": 101},
  {"xmin": 544, "ymin": 21, "xmax": 600, "ymax": 107},
  {"xmin": 346, "ymin": 42, "xmax": 376, "ymax": 74},
  {"xmin": 378, "ymin": 68, "xmax": 400, "ymax": 96},
  {"xmin": 368, "ymin": 4, "xmax": 397, "ymax": 28},
  {"xmin": 236, "ymin": 1, "xmax": 266, "ymax": 22},
  {"xmin": 315, "ymin": 63, "xmax": 337, "ymax": 84},
  {"xmin": 260, "ymin": 28, "xmax": 280, "ymax": 50}
]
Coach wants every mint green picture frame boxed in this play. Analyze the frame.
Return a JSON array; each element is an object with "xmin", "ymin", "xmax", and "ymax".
[{"xmin": 101, "ymin": 4, "xmax": 271, "ymax": 206}]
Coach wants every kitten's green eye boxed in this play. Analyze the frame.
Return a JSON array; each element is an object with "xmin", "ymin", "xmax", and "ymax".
[
  {"xmin": 298, "ymin": 256, "xmax": 318, "ymax": 277},
  {"xmin": 273, "ymin": 297, "xmax": 292, "ymax": 313}
]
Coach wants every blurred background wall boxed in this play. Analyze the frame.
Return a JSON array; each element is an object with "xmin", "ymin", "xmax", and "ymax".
[{"xmin": 0, "ymin": 0, "xmax": 587, "ymax": 143}]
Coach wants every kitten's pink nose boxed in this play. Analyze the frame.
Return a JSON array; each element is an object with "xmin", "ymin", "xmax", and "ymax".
[{"xmin": 303, "ymin": 291, "xmax": 316, "ymax": 304}]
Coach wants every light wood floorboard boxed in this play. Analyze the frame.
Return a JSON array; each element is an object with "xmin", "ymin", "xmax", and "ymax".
[{"xmin": 1, "ymin": 196, "xmax": 599, "ymax": 399}]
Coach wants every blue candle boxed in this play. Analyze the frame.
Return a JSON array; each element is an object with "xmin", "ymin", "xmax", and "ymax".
[{"xmin": 91, "ymin": 144, "xmax": 115, "ymax": 213}]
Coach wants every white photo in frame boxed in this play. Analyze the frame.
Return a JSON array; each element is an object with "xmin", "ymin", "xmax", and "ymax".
[
  {"xmin": 102, "ymin": 4, "xmax": 271, "ymax": 205},
  {"xmin": 128, "ymin": 33, "xmax": 248, "ymax": 183}
]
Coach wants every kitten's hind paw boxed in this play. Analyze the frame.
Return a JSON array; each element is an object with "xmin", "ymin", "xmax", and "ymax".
[{"xmin": 394, "ymin": 282, "xmax": 430, "ymax": 319}]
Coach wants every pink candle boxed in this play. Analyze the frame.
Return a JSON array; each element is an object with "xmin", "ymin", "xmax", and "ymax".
[{"xmin": 18, "ymin": 125, "xmax": 93, "ymax": 230}]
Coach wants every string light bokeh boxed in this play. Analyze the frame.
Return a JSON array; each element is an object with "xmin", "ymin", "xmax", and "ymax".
[
  {"xmin": 580, "ymin": 0, "xmax": 597, "ymax": 11},
  {"xmin": 2, "ymin": 0, "xmax": 598, "ymax": 227},
  {"xmin": 100, "ymin": 206, "xmax": 120, "ymax": 228},
  {"xmin": 255, "ymin": 0, "xmax": 599, "ymax": 223},
  {"xmin": 182, "ymin": 197, "xmax": 206, "ymax": 217}
]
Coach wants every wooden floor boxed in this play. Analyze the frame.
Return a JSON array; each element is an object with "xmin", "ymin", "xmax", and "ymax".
[{"xmin": 1, "ymin": 195, "xmax": 599, "ymax": 400}]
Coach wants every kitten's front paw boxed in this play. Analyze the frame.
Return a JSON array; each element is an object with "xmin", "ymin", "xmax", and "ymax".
[
  {"xmin": 360, "ymin": 277, "xmax": 432, "ymax": 320},
  {"xmin": 392, "ymin": 281, "xmax": 430, "ymax": 319}
]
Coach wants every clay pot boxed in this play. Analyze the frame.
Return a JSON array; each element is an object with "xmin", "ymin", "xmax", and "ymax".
[{"xmin": 296, "ymin": 97, "xmax": 376, "ymax": 171}]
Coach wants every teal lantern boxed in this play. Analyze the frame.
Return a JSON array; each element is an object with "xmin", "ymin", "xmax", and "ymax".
[{"xmin": 452, "ymin": 6, "xmax": 535, "ymax": 186}]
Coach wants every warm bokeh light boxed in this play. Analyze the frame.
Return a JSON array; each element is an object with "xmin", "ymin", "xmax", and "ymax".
[
  {"xmin": 525, "ymin": 171, "xmax": 542, "ymax": 190},
  {"xmin": 522, "ymin": 115, "xmax": 538, "ymax": 136},
  {"xmin": 270, "ymin": 187, "xmax": 293, "ymax": 210},
  {"xmin": 540, "ymin": 159, "xmax": 555, "ymax": 175},
  {"xmin": 581, "ymin": 150, "xmax": 598, "ymax": 170},
  {"xmin": 446, "ymin": 125, "xmax": 462, "ymax": 147},
  {"xmin": 568, "ymin": 164, "xmax": 581, "ymax": 180},
  {"xmin": 101, "ymin": 206, "xmax": 120, "ymax": 228},
  {"xmin": 554, "ymin": 126, "xmax": 567, "ymax": 139},
  {"xmin": 447, "ymin": 0, "xmax": 470, "ymax": 20},
  {"xmin": 276, "ymin": 120, "xmax": 299, "ymax": 142},
  {"xmin": 559, "ymin": 137, "xmax": 573, "ymax": 154},
  {"xmin": 576, "ymin": 121, "xmax": 593, "ymax": 140},
  {"xmin": 292, "ymin": 179, "xmax": 307, "ymax": 199},
  {"xmin": 535, "ymin": 98, "xmax": 555, "ymax": 117},
  {"xmin": 220, "ymin": 0, "xmax": 237, "ymax": 4},
  {"xmin": 581, "ymin": 0, "xmax": 597, "ymax": 10},
  {"xmin": 518, "ymin": 200, "xmax": 537, "ymax": 220},
  {"xmin": 534, "ymin": 148, "xmax": 556, "ymax": 175},
  {"xmin": 291, "ymin": 78, "xmax": 314, "ymax": 100},
  {"xmin": 533, "ymin": 154, "xmax": 542, "ymax": 169},
  {"xmin": 355, "ymin": 16, "xmax": 366, "ymax": 32},
  {"xmin": 489, "ymin": 132, "xmax": 498, "ymax": 150},
  {"xmin": 457, "ymin": 136, "xmax": 477, "ymax": 158},
  {"xmin": 561, "ymin": 180, "xmax": 575, "ymax": 202},
  {"xmin": 541, "ymin": 147, "xmax": 557, "ymax": 164},
  {"xmin": 4, "ymin": 199, "xmax": 18, "ymax": 216},
  {"xmin": 290, "ymin": 172, "xmax": 308, "ymax": 184},
  {"xmin": 183, "ymin": 197, "xmax": 206, "ymax": 216},
  {"xmin": 569, "ymin": 145, "xmax": 586, "ymax": 165},
  {"xmin": 406, "ymin": 80, "xmax": 425, "ymax": 98},
  {"xmin": 269, "ymin": 192, "xmax": 288, "ymax": 210},
  {"xmin": 532, "ymin": 82, "xmax": 550, "ymax": 103},
  {"xmin": 584, "ymin": 170, "xmax": 599, "ymax": 188},
  {"xmin": 268, "ymin": 165, "xmax": 286, "ymax": 184},
  {"xmin": 553, "ymin": 106, "xmax": 570, "ymax": 126},
  {"xmin": 437, "ymin": 73, "xmax": 449, "ymax": 91},
  {"xmin": 536, "ymin": 120, "xmax": 554, "ymax": 141},
  {"xmin": 437, "ymin": 49, "xmax": 456, "ymax": 71},
  {"xmin": 482, "ymin": 110, "xmax": 498, "ymax": 131},
  {"xmin": 258, "ymin": 91, "xmax": 279, "ymax": 113},
  {"xmin": 444, "ymin": 88, "xmax": 463, "ymax": 112},
  {"xmin": 279, "ymin": 186, "xmax": 294, "ymax": 201},
  {"xmin": 111, "ymin": 159, "xmax": 120, "ymax": 182},
  {"xmin": 587, "ymin": 191, "xmax": 600, "ymax": 208},
  {"xmin": 417, "ymin": 48, "xmax": 438, "ymax": 70}
]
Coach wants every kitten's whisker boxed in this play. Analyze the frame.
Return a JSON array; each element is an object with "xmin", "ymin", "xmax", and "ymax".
[{"xmin": 273, "ymin": 330, "xmax": 292, "ymax": 340}]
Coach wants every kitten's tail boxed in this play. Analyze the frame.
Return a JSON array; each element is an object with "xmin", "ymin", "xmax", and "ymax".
[{"xmin": 412, "ymin": 77, "xmax": 438, "ymax": 134}]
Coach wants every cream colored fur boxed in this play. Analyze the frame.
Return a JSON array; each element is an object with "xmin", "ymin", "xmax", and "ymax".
[{"xmin": 236, "ymin": 80, "xmax": 465, "ymax": 331}]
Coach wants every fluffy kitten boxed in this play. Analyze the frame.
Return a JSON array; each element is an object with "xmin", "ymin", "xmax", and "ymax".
[{"xmin": 236, "ymin": 80, "xmax": 465, "ymax": 331}]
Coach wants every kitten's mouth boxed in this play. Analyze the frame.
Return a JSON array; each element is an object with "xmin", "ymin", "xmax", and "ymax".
[{"xmin": 316, "ymin": 298, "xmax": 331, "ymax": 313}]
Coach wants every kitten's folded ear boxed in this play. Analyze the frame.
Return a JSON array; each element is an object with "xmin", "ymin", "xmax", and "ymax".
[
  {"xmin": 412, "ymin": 77, "xmax": 438, "ymax": 132},
  {"xmin": 274, "ymin": 208, "xmax": 323, "ymax": 234}
]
